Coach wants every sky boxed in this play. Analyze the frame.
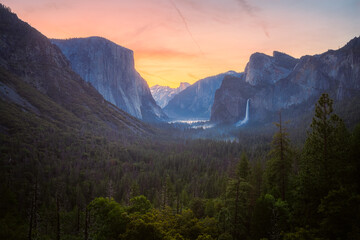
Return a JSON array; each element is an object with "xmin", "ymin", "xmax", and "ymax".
[{"xmin": 3, "ymin": 0, "xmax": 360, "ymax": 87}]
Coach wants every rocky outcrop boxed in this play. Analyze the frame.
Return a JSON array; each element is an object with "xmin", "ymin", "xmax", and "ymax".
[
  {"xmin": 245, "ymin": 51, "xmax": 299, "ymax": 86},
  {"xmin": 52, "ymin": 37, "xmax": 166, "ymax": 122},
  {"xmin": 150, "ymin": 82, "xmax": 190, "ymax": 108},
  {"xmin": 164, "ymin": 71, "xmax": 241, "ymax": 119},
  {"xmin": 0, "ymin": 4, "xmax": 152, "ymax": 137},
  {"xmin": 211, "ymin": 37, "xmax": 360, "ymax": 124}
]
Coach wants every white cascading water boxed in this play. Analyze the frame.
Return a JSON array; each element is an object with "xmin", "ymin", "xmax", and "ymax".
[{"xmin": 235, "ymin": 99, "xmax": 250, "ymax": 127}]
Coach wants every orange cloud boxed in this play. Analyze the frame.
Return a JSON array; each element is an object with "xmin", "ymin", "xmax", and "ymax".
[{"xmin": 3, "ymin": 0, "xmax": 358, "ymax": 88}]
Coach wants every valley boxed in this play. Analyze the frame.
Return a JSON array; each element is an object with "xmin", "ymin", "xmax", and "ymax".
[{"xmin": 0, "ymin": 3, "xmax": 359, "ymax": 240}]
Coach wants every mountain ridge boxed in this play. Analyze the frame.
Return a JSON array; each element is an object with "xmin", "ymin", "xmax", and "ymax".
[{"xmin": 211, "ymin": 37, "xmax": 360, "ymax": 126}]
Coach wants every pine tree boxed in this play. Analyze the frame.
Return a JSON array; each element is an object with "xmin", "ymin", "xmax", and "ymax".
[
  {"xmin": 227, "ymin": 153, "xmax": 252, "ymax": 240},
  {"xmin": 266, "ymin": 112, "xmax": 292, "ymax": 200},
  {"xmin": 301, "ymin": 93, "xmax": 348, "ymax": 190},
  {"xmin": 296, "ymin": 93, "xmax": 349, "ymax": 228},
  {"xmin": 236, "ymin": 152, "xmax": 250, "ymax": 181}
]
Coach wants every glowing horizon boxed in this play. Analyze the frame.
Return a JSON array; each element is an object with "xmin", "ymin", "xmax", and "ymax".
[{"xmin": 3, "ymin": 0, "xmax": 359, "ymax": 88}]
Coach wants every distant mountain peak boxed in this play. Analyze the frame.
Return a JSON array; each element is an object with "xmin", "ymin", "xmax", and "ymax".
[
  {"xmin": 150, "ymin": 82, "xmax": 191, "ymax": 108},
  {"xmin": 178, "ymin": 82, "xmax": 190, "ymax": 90},
  {"xmin": 225, "ymin": 70, "xmax": 240, "ymax": 76}
]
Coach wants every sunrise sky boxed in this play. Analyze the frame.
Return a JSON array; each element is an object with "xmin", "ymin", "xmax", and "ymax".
[{"xmin": 3, "ymin": 0, "xmax": 360, "ymax": 87}]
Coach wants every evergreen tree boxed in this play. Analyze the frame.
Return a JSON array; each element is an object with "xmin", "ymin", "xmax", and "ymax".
[
  {"xmin": 266, "ymin": 112, "xmax": 292, "ymax": 200},
  {"xmin": 296, "ymin": 93, "xmax": 350, "ymax": 228},
  {"xmin": 237, "ymin": 152, "xmax": 250, "ymax": 181},
  {"xmin": 226, "ymin": 153, "xmax": 252, "ymax": 240},
  {"xmin": 349, "ymin": 123, "xmax": 360, "ymax": 193},
  {"xmin": 250, "ymin": 160, "xmax": 263, "ymax": 203},
  {"xmin": 251, "ymin": 194, "xmax": 289, "ymax": 240}
]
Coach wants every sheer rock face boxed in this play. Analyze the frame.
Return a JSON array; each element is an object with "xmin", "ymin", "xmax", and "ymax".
[
  {"xmin": 150, "ymin": 82, "xmax": 190, "ymax": 108},
  {"xmin": 211, "ymin": 37, "xmax": 360, "ymax": 124},
  {"xmin": 0, "ymin": 5, "xmax": 152, "ymax": 136},
  {"xmin": 52, "ymin": 37, "xmax": 166, "ymax": 122},
  {"xmin": 210, "ymin": 74, "xmax": 252, "ymax": 123},
  {"xmin": 164, "ymin": 71, "xmax": 242, "ymax": 120}
]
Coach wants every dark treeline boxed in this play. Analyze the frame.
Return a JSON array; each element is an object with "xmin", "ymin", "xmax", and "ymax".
[{"xmin": 1, "ymin": 93, "xmax": 359, "ymax": 240}]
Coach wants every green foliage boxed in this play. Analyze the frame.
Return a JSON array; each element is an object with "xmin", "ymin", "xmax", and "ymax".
[
  {"xmin": 318, "ymin": 187, "xmax": 360, "ymax": 239},
  {"xmin": 121, "ymin": 210, "xmax": 164, "ymax": 240},
  {"xmin": 302, "ymin": 93, "xmax": 349, "ymax": 187},
  {"xmin": 218, "ymin": 232, "xmax": 233, "ymax": 240},
  {"xmin": 237, "ymin": 152, "xmax": 251, "ymax": 180},
  {"xmin": 196, "ymin": 217, "xmax": 219, "ymax": 238},
  {"xmin": 196, "ymin": 234, "xmax": 215, "ymax": 240},
  {"xmin": 349, "ymin": 123, "xmax": 360, "ymax": 192},
  {"xmin": 266, "ymin": 113, "xmax": 293, "ymax": 200},
  {"xmin": 283, "ymin": 228, "xmax": 319, "ymax": 240},
  {"xmin": 296, "ymin": 93, "xmax": 351, "ymax": 228},
  {"xmin": 120, "ymin": 204, "xmax": 219, "ymax": 240},
  {"xmin": 225, "ymin": 153, "xmax": 253, "ymax": 239},
  {"xmin": 1, "ymin": 90, "xmax": 359, "ymax": 240},
  {"xmin": 204, "ymin": 199, "xmax": 215, "ymax": 217},
  {"xmin": 191, "ymin": 198, "xmax": 205, "ymax": 219},
  {"xmin": 129, "ymin": 195, "xmax": 152, "ymax": 214},
  {"xmin": 88, "ymin": 197, "xmax": 128, "ymax": 240},
  {"xmin": 251, "ymin": 194, "xmax": 290, "ymax": 240}
]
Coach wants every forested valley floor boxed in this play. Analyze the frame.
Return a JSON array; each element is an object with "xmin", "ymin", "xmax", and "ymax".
[{"xmin": 1, "ymin": 93, "xmax": 360, "ymax": 240}]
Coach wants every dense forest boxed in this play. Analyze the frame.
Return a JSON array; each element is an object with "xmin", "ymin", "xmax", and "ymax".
[{"xmin": 1, "ymin": 93, "xmax": 359, "ymax": 240}]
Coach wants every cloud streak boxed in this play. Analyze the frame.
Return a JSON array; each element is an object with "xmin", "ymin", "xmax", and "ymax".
[
  {"xmin": 169, "ymin": 0, "xmax": 204, "ymax": 54},
  {"xmin": 234, "ymin": 0, "xmax": 270, "ymax": 38}
]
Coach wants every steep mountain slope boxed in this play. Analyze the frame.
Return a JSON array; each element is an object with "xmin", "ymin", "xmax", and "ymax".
[
  {"xmin": 211, "ymin": 38, "xmax": 360, "ymax": 125},
  {"xmin": 164, "ymin": 71, "xmax": 242, "ymax": 119},
  {"xmin": 0, "ymin": 5, "xmax": 153, "ymax": 141},
  {"xmin": 52, "ymin": 37, "xmax": 166, "ymax": 122},
  {"xmin": 150, "ymin": 82, "xmax": 190, "ymax": 108}
]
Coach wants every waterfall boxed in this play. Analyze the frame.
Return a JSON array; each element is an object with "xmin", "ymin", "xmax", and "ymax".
[{"xmin": 235, "ymin": 99, "xmax": 250, "ymax": 127}]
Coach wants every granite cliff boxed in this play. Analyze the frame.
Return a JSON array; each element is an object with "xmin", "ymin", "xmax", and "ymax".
[
  {"xmin": 244, "ymin": 51, "xmax": 299, "ymax": 86},
  {"xmin": 52, "ymin": 37, "xmax": 166, "ymax": 122}
]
